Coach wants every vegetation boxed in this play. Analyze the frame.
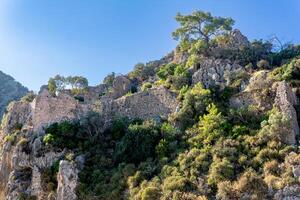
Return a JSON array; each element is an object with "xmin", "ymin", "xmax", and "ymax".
[
  {"xmin": 271, "ymin": 58, "xmax": 300, "ymax": 82},
  {"xmin": 128, "ymin": 62, "xmax": 157, "ymax": 82},
  {"xmin": 47, "ymin": 11, "xmax": 300, "ymax": 198},
  {"xmin": 103, "ymin": 72, "xmax": 116, "ymax": 86},
  {"xmin": 48, "ymin": 75, "xmax": 88, "ymax": 95},
  {"xmin": 40, "ymin": 81, "xmax": 295, "ymax": 200},
  {"xmin": 173, "ymin": 10, "xmax": 234, "ymax": 55},
  {"xmin": 6, "ymin": 10, "xmax": 300, "ymax": 200}
]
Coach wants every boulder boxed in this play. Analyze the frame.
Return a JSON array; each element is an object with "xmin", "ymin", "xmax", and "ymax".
[
  {"xmin": 274, "ymin": 185, "xmax": 300, "ymax": 200},
  {"xmin": 57, "ymin": 160, "xmax": 79, "ymax": 200},
  {"xmin": 108, "ymin": 76, "xmax": 132, "ymax": 99},
  {"xmin": 274, "ymin": 81, "xmax": 299, "ymax": 145},
  {"xmin": 228, "ymin": 29, "xmax": 250, "ymax": 49}
]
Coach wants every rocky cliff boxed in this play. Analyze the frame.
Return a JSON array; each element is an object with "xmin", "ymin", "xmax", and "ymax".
[
  {"xmin": 0, "ymin": 80, "xmax": 179, "ymax": 199},
  {"xmin": 0, "ymin": 71, "xmax": 28, "ymax": 119},
  {"xmin": 1, "ymin": 25, "xmax": 300, "ymax": 200}
]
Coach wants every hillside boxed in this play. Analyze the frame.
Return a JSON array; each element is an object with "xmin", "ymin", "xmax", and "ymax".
[
  {"xmin": 1, "ymin": 11, "xmax": 300, "ymax": 200},
  {"xmin": 0, "ymin": 71, "xmax": 28, "ymax": 118}
]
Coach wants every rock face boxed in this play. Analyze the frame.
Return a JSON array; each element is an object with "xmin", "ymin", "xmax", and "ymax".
[
  {"xmin": 192, "ymin": 58, "xmax": 244, "ymax": 89},
  {"xmin": 230, "ymin": 70, "xmax": 275, "ymax": 111},
  {"xmin": 0, "ymin": 82, "xmax": 178, "ymax": 199},
  {"xmin": 1, "ymin": 101, "xmax": 33, "ymax": 135},
  {"xmin": 274, "ymin": 185, "xmax": 300, "ymax": 200},
  {"xmin": 230, "ymin": 71, "xmax": 300, "ymax": 145},
  {"xmin": 227, "ymin": 29, "xmax": 250, "ymax": 49},
  {"xmin": 107, "ymin": 75, "xmax": 132, "ymax": 99},
  {"xmin": 274, "ymin": 81, "xmax": 299, "ymax": 145},
  {"xmin": 172, "ymin": 46, "xmax": 189, "ymax": 64},
  {"xmin": 57, "ymin": 160, "xmax": 79, "ymax": 200},
  {"xmin": 0, "ymin": 71, "xmax": 28, "ymax": 119}
]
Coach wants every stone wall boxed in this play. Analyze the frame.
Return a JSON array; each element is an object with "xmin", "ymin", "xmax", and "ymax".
[
  {"xmin": 101, "ymin": 86, "xmax": 178, "ymax": 125},
  {"xmin": 32, "ymin": 89, "xmax": 90, "ymax": 133}
]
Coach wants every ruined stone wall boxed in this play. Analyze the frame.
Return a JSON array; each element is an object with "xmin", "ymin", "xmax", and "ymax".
[
  {"xmin": 32, "ymin": 89, "xmax": 90, "ymax": 133},
  {"xmin": 0, "ymin": 84, "xmax": 179, "ymax": 200},
  {"xmin": 101, "ymin": 86, "xmax": 178, "ymax": 124}
]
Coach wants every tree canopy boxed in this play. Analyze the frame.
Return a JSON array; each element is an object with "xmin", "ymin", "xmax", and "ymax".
[
  {"xmin": 48, "ymin": 75, "xmax": 88, "ymax": 95},
  {"xmin": 173, "ymin": 10, "xmax": 234, "ymax": 43},
  {"xmin": 173, "ymin": 10, "xmax": 234, "ymax": 55}
]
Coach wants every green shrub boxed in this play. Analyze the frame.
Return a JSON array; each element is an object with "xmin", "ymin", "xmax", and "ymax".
[
  {"xmin": 157, "ymin": 63, "xmax": 177, "ymax": 80},
  {"xmin": 43, "ymin": 134, "xmax": 56, "ymax": 145},
  {"xmin": 44, "ymin": 120, "xmax": 87, "ymax": 149},
  {"xmin": 114, "ymin": 120, "xmax": 161, "ymax": 163},
  {"xmin": 129, "ymin": 63, "xmax": 156, "ymax": 82},
  {"xmin": 41, "ymin": 160, "xmax": 60, "ymax": 192},
  {"xmin": 21, "ymin": 92, "xmax": 36, "ymax": 103},
  {"xmin": 141, "ymin": 82, "xmax": 152, "ymax": 91},
  {"xmin": 208, "ymin": 158, "xmax": 234, "ymax": 186},
  {"xmin": 162, "ymin": 176, "xmax": 189, "ymax": 192},
  {"xmin": 271, "ymin": 59, "xmax": 300, "ymax": 81},
  {"xmin": 4, "ymin": 131, "xmax": 19, "ymax": 145},
  {"xmin": 19, "ymin": 193, "xmax": 37, "ymax": 200},
  {"xmin": 188, "ymin": 104, "xmax": 226, "ymax": 148},
  {"xmin": 169, "ymin": 83, "xmax": 212, "ymax": 130},
  {"xmin": 140, "ymin": 186, "xmax": 161, "ymax": 200}
]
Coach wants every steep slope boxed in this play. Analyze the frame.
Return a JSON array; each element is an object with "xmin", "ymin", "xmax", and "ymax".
[
  {"xmin": 1, "ymin": 11, "xmax": 300, "ymax": 200},
  {"xmin": 0, "ymin": 71, "xmax": 28, "ymax": 118}
]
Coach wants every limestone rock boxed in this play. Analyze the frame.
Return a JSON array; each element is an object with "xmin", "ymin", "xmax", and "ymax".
[
  {"xmin": 228, "ymin": 29, "xmax": 250, "ymax": 49},
  {"xmin": 57, "ymin": 160, "xmax": 79, "ymax": 200},
  {"xmin": 274, "ymin": 81, "xmax": 299, "ymax": 145},
  {"xmin": 107, "ymin": 76, "xmax": 132, "ymax": 99},
  {"xmin": 244, "ymin": 70, "xmax": 271, "ymax": 92},
  {"xmin": 192, "ymin": 58, "xmax": 244, "ymax": 89},
  {"xmin": 32, "ymin": 137, "xmax": 42, "ymax": 156},
  {"xmin": 213, "ymin": 29, "xmax": 250, "ymax": 54},
  {"xmin": 274, "ymin": 185, "xmax": 300, "ymax": 200},
  {"xmin": 229, "ymin": 70, "xmax": 275, "ymax": 111},
  {"xmin": 284, "ymin": 152, "xmax": 300, "ymax": 179},
  {"xmin": 1, "ymin": 101, "xmax": 33, "ymax": 135},
  {"xmin": 172, "ymin": 46, "xmax": 189, "ymax": 64}
]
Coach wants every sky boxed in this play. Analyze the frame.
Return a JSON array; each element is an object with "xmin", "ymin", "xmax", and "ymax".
[{"xmin": 0, "ymin": 0, "xmax": 299, "ymax": 91}]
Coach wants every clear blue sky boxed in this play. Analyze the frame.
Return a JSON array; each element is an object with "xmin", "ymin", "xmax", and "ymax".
[{"xmin": 0, "ymin": 0, "xmax": 299, "ymax": 91}]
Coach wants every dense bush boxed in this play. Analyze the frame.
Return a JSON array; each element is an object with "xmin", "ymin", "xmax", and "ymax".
[
  {"xmin": 103, "ymin": 72, "xmax": 116, "ymax": 86},
  {"xmin": 114, "ymin": 120, "xmax": 161, "ymax": 164},
  {"xmin": 169, "ymin": 83, "xmax": 212, "ymax": 130},
  {"xmin": 141, "ymin": 82, "xmax": 152, "ymax": 91},
  {"xmin": 271, "ymin": 58, "xmax": 300, "ymax": 82},
  {"xmin": 128, "ymin": 63, "xmax": 156, "ymax": 82},
  {"xmin": 156, "ymin": 63, "xmax": 191, "ymax": 90},
  {"xmin": 48, "ymin": 75, "xmax": 88, "ymax": 95}
]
